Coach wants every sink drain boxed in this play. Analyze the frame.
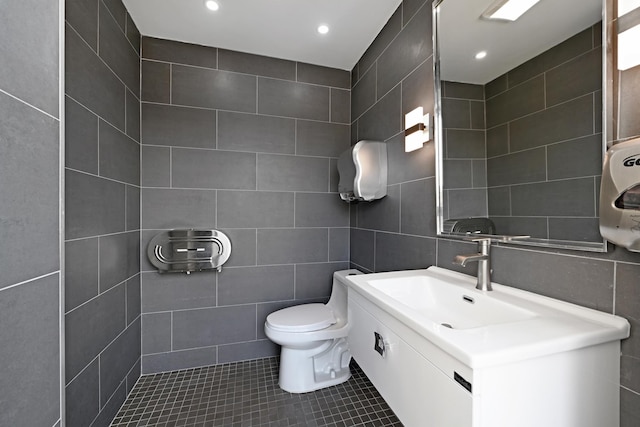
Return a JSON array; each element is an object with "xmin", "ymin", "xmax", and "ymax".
[{"xmin": 441, "ymin": 323, "xmax": 454, "ymax": 329}]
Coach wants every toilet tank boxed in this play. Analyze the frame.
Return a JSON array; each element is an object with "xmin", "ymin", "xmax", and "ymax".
[
  {"xmin": 337, "ymin": 141, "xmax": 387, "ymax": 202},
  {"xmin": 328, "ymin": 269, "xmax": 363, "ymax": 321}
]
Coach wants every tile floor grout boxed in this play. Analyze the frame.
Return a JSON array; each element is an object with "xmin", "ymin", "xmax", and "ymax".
[{"xmin": 110, "ymin": 357, "xmax": 402, "ymax": 426}]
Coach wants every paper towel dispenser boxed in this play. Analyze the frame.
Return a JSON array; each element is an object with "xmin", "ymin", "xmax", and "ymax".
[
  {"xmin": 600, "ymin": 137, "xmax": 640, "ymax": 252},
  {"xmin": 338, "ymin": 140, "xmax": 387, "ymax": 202}
]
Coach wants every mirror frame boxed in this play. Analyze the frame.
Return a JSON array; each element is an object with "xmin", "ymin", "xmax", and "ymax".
[{"xmin": 432, "ymin": 0, "xmax": 609, "ymax": 252}]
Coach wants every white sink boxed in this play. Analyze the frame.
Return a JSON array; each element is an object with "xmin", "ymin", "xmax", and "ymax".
[
  {"xmin": 368, "ymin": 275, "xmax": 536, "ymax": 329},
  {"xmin": 346, "ymin": 266, "xmax": 630, "ymax": 368}
]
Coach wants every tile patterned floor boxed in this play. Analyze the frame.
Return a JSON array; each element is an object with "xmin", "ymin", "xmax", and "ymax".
[{"xmin": 110, "ymin": 357, "xmax": 402, "ymax": 426}]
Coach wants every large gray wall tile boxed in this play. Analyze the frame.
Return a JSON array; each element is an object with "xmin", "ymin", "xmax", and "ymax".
[
  {"xmin": 126, "ymin": 275, "xmax": 141, "ymax": 325},
  {"xmin": 487, "ymin": 148, "xmax": 546, "ymax": 186},
  {"xmin": 218, "ymin": 111, "xmax": 295, "ymax": 154},
  {"xmin": 546, "ymin": 47, "xmax": 601, "ymax": 107},
  {"xmin": 218, "ymin": 340, "xmax": 279, "ymax": 363},
  {"xmin": 331, "ymin": 88, "xmax": 351, "ymax": 124},
  {"xmin": 257, "ymin": 229, "xmax": 328, "ymax": 265},
  {"xmin": 99, "ymin": 319, "xmax": 140, "ymax": 406},
  {"xmin": 65, "ymin": 238, "xmax": 99, "ymax": 312},
  {"xmin": 126, "ymin": 185, "xmax": 140, "ymax": 231},
  {"xmin": 547, "ymin": 134, "xmax": 603, "ymax": 180},
  {"xmin": 509, "ymin": 94, "xmax": 594, "ymax": 151},
  {"xmin": 0, "ymin": 275, "xmax": 60, "ymax": 427},
  {"xmin": 295, "ymin": 262, "xmax": 350, "ymax": 300},
  {"xmin": 172, "ymin": 305, "xmax": 256, "ymax": 350},
  {"xmin": 219, "ymin": 229, "xmax": 257, "ymax": 267},
  {"xmin": 219, "ymin": 49, "xmax": 294, "ymax": 80},
  {"xmin": 0, "ymin": 0, "xmax": 59, "ymax": 116},
  {"xmin": 297, "ymin": 62, "xmax": 350, "ymax": 88},
  {"xmin": 375, "ymin": 233, "xmax": 436, "ymax": 272},
  {"xmin": 376, "ymin": 3, "xmax": 431, "ymax": 96},
  {"xmin": 66, "ymin": 170, "xmax": 126, "ymax": 239},
  {"xmin": 65, "ymin": 359, "xmax": 99, "ymax": 427},
  {"xmin": 356, "ymin": 185, "xmax": 400, "ymax": 232},
  {"xmin": 142, "ymin": 103, "xmax": 216, "ymax": 149},
  {"xmin": 66, "ymin": 0, "xmax": 98, "ymax": 51},
  {"xmin": 99, "ymin": 231, "xmax": 139, "ymax": 293},
  {"xmin": 142, "ymin": 347, "xmax": 217, "ymax": 374},
  {"xmin": 329, "ymin": 228, "xmax": 350, "ymax": 262},
  {"xmin": 510, "ymin": 178, "xmax": 596, "ymax": 217},
  {"xmin": 173, "ymin": 65, "xmax": 257, "ymax": 112},
  {"xmin": 142, "ymin": 37, "xmax": 216, "ymax": 68},
  {"xmin": 349, "ymin": 229, "xmax": 375, "ymax": 272},
  {"xmin": 66, "ymin": 96, "xmax": 98, "ymax": 174},
  {"xmin": 486, "ymin": 76, "xmax": 545, "ymax": 128},
  {"xmin": 65, "ymin": 284, "xmax": 126, "ymax": 382},
  {"xmin": 257, "ymin": 154, "xmax": 328, "ymax": 192},
  {"xmin": 352, "ymin": 66, "xmax": 377, "ymax": 120},
  {"xmin": 141, "ymin": 145, "xmax": 171, "ymax": 187},
  {"xmin": 141, "ymin": 60, "xmax": 170, "ymax": 103},
  {"xmin": 218, "ymin": 265, "xmax": 294, "ymax": 305},
  {"xmin": 98, "ymin": 1, "xmax": 139, "ymax": 94},
  {"xmin": 126, "ymin": 89, "xmax": 140, "ymax": 141},
  {"xmin": 99, "ymin": 120, "xmax": 140, "ymax": 185},
  {"xmin": 491, "ymin": 247, "xmax": 614, "ymax": 311},
  {"xmin": 172, "ymin": 148, "xmax": 256, "ymax": 190},
  {"xmin": 296, "ymin": 120, "xmax": 350, "ymax": 158},
  {"xmin": 387, "ymin": 135, "xmax": 435, "ymax": 184},
  {"xmin": 66, "ymin": 24, "xmax": 125, "ymax": 131},
  {"xmin": 401, "ymin": 178, "xmax": 436, "ymax": 237},
  {"xmin": 295, "ymin": 193, "xmax": 350, "ymax": 227},
  {"xmin": 142, "ymin": 312, "xmax": 172, "ymax": 354},
  {"xmin": 357, "ymin": 86, "xmax": 402, "ymax": 141},
  {"xmin": 217, "ymin": 191, "xmax": 294, "ymax": 228},
  {"xmin": 258, "ymin": 78, "xmax": 329, "ymax": 121},
  {"xmin": 141, "ymin": 271, "xmax": 216, "ymax": 313},
  {"xmin": 142, "ymin": 188, "xmax": 216, "ymax": 230},
  {"xmin": 0, "ymin": 92, "xmax": 60, "ymax": 288}
]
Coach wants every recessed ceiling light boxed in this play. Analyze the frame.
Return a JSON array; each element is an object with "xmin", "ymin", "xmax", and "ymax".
[
  {"xmin": 317, "ymin": 25, "xmax": 329, "ymax": 35},
  {"xmin": 205, "ymin": 1, "xmax": 219, "ymax": 11},
  {"xmin": 482, "ymin": 0, "xmax": 540, "ymax": 22},
  {"xmin": 475, "ymin": 51, "xmax": 488, "ymax": 60}
]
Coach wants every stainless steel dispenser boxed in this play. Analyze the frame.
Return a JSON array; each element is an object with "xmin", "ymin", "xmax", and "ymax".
[
  {"xmin": 337, "ymin": 140, "xmax": 387, "ymax": 202},
  {"xmin": 148, "ymin": 229, "xmax": 232, "ymax": 273},
  {"xmin": 600, "ymin": 137, "xmax": 640, "ymax": 251}
]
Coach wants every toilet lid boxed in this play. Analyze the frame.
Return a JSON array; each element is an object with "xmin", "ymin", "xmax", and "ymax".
[{"xmin": 266, "ymin": 304, "xmax": 337, "ymax": 332}]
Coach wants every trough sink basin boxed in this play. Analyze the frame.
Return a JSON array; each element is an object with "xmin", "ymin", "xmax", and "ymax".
[
  {"xmin": 346, "ymin": 266, "xmax": 630, "ymax": 368},
  {"xmin": 368, "ymin": 275, "xmax": 535, "ymax": 329}
]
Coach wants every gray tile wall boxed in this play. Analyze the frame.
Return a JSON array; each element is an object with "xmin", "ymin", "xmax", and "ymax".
[
  {"xmin": 140, "ymin": 36, "xmax": 351, "ymax": 373},
  {"xmin": 352, "ymin": 1, "xmax": 640, "ymax": 425},
  {"xmin": 441, "ymin": 81, "xmax": 488, "ymax": 221},
  {"xmin": 484, "ymin": 24, "xmax": 602, "ymax": 241},
  {"xmin": 0, "ymin": 0, "xmax": 63, "ymax": 426},
  {"xmin": 65, "ymin": 0, "xmax": 141, "ymax": 426}
]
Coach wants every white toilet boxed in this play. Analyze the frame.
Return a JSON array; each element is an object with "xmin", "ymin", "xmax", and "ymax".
[{"xmin": 264, "ymin": 269, "xmax": 362, "ymax": 393}]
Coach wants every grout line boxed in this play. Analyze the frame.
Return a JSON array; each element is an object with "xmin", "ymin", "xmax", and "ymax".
[
  {"xmin": 0, "ymin": 88, "xmax": 59, "ymax": 121},
  {"xmin": 0, "ymin": 271, "xmax": 60, "ymax": 294}
]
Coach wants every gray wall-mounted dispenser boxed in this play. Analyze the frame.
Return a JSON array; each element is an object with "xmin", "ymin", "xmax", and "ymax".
[
  {"xmin": 600, "ymin": 137, "xmax": 640, "ymax": 252},
  {"xmin": 148, "ymin": 229, "xmax": 232, "ymax": 273},
  {"xmin": 337, "ymin": 140, "xmax": 387, "ymax": 202}
]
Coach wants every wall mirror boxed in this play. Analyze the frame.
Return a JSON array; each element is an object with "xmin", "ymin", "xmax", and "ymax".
[{"xmin": 433, "ymin": 0, "xmax": 608, "ymax": 252}]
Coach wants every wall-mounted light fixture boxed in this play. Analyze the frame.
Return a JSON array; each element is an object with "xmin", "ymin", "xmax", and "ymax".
[
  {"xmin": 617, "ymin": 1, "xmax": 640, "ymax": 70},
  {"xmin": 481, "ymin": 0, "xmax": 540, "ymax": 22},
  {"xmin": 405, "ymin": 107, "xmax": 432, "ymax": 153}
]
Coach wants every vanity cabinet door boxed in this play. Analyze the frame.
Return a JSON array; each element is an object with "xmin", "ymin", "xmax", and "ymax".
[{"xmin": 348, "ymin": 295, "xmax": 473, "ymax": 427}]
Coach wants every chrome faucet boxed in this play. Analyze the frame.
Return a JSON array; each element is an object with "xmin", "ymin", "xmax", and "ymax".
[{"xmin": 453, "ymin": 238, "xmax": 492, "ymax": 291}]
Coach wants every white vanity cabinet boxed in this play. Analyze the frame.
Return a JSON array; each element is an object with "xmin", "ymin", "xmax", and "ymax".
[{"xmin": 348, "ymin": 289, "xmax": 622, "ymax": 427}]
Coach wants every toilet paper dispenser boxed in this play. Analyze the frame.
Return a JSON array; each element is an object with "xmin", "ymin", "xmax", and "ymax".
[
  {"xmin": 148, "ymin": 229, "xmax": 232, "ymax": 273},
  {"xmin": 600, "ymin": 137, "xmax": 640, "ymax": 252},
  {"xmin": 337, "ymin": 140, "xmax": 387, "ymax": 203}
]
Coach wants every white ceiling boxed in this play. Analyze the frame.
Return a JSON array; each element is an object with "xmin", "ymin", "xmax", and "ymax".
[
  {"xmin": 439, "ymin": 0, "xmax": 602, "ymax": 84},
  {"xmin": 122, "ymin": 0, "xmax": 403, "ymax": 71}
]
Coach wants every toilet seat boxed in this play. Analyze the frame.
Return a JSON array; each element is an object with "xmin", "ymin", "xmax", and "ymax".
[{"xmin": 266, "ymin": 304, "xmax": 336, "ymax": 332}]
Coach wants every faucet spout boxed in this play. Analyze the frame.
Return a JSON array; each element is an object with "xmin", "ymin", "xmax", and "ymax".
[{"xmin": 453, "ymin": 238, "xmax": 492, "ymax": 291}]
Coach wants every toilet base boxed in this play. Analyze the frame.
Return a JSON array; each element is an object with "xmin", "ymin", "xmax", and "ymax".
[{"xmin": 279, "ymin": 338, "xmax": 352, "ymax": 393}]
